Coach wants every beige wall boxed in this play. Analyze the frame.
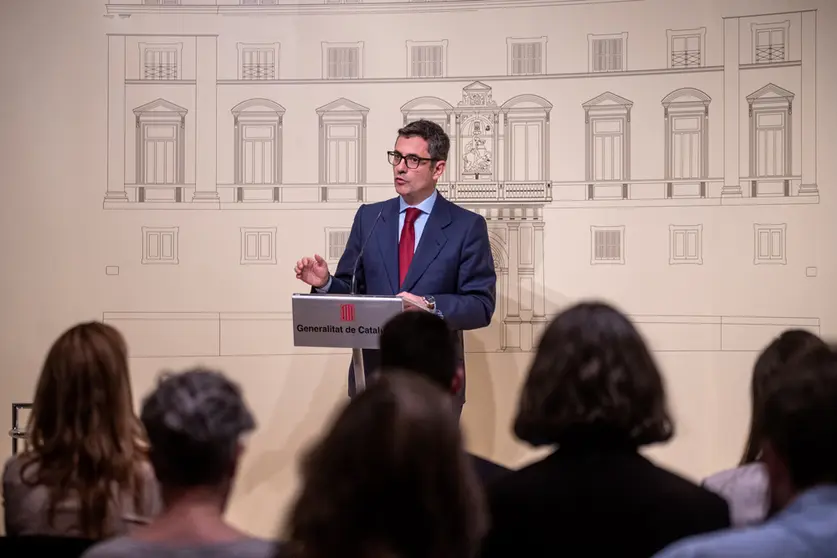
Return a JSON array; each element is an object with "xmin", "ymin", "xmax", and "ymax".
[{"xmin": 1, "ymin": 0, "xmax": 836, "ymax": 539}]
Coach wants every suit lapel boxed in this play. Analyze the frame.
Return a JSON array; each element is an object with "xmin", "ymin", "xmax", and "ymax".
[
  {"xmin": 376, "ymin": 197, "xmax": 401, "ymax": 293},
  {"xmin": 400, "ymin": 194, "xmax": 451, "ymax": 293}
]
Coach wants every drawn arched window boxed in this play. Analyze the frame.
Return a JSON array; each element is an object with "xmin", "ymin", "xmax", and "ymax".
[
  {"xmin": 662, "ymin": 87, "xmax": 711, "ymax": 197},
  {"xmin": 501, "ymin": 94, "xmax": 553, "ymax": 183},
  {"xmin": 582, "ymin": 92, "xmax": 632, "ymax": 184},
  {"xmin": 232, "ymin": 99, "xmax": 285, "ymax": 185},
  {"xmin": 400, "ymin": 96, "xmax": 453, "ymax": 183},
  {"xmin": 316, "ymin": 98, "xmax": 369, "ymax": 185},
  {"xmin": 133, "ymin": 98, "xmax": 187, "ymax": 185}
]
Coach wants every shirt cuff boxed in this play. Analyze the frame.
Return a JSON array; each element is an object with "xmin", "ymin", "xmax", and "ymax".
[{"xmin": 315, "ymin": 275, "xmax": 333, "ymax": 293}]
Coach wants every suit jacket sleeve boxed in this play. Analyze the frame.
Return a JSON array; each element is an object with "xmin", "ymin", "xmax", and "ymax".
[
  {"xmin": 434, "ymin": 215, "xmax": 496, "ymax": 331},
  {"xmin": 319, "ymin": 204, "xmax": 365, "ymax": 295}
]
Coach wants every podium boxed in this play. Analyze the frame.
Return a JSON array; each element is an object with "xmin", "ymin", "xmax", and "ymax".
[{"xmin": 291, "ymin": 293, "xmax": 408, "ymax": 393}]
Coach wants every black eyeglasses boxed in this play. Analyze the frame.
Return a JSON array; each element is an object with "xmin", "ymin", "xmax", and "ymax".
[{"xmin": 387, "ymin": 150, "xmax": 436, "ymax": 169}]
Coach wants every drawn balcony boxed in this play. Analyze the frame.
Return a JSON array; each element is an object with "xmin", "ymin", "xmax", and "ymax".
[
  {"xmin": 545, "ymin": 175, "xmax": 810, "ymax": 206},
  {"xmin": 436, "ymin": 181, "xmax": 552, "ymax": 203}
]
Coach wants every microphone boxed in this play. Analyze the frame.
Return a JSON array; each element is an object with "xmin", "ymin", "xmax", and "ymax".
[{"xmin": 351, "ymin": 207, "xmax": 384, "ymax": 295}]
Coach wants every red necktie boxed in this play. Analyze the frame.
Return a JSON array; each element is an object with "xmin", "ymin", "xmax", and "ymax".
[{"xmin": 399, "ymin": 208, "xmax": 421, "ymax": 288}]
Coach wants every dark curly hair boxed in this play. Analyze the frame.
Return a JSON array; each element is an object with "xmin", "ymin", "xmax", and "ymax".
[
  {"xmin": 513, "ymin": 301, "xmax": 673, "ymax": 448},
  {"xmin": 140, "ymin": 367, "xmax": 256, "ymax": 487},
  {"xmin": 280, "ymin": 370, "xmax": 487, "ymax": 558}
]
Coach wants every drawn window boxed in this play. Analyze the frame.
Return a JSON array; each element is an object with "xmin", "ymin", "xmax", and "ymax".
[
  {"xmin": 322, "ymin": 42, "xmax": 363, "ymax": 79},
  {"xmin": 326, "ymin": 0, "xmax": 362, "ymax": 4},
  {"xmin": 232, "ymin": 99, "xmax": 285, "ymax": 186},
  {"xmin": 142, "ymin": 227, "xmax": 178, "ymax": 264},
  {"xmin": 407, "ymin": 40, "xmax": 447, "ymax": 78},
  {"xmin": 752, "ymin": 21, "xmax": 789, "ymax": 63},
  {"xmin": 326, "ymin": 228, "xmax": 351, "ymax": 263},
  {"xmin": 591, "ymin": 226, "xmax": 624, "ymax": 264},
  {"xmin": 238, "ymin": 43, "xmax": 279, "ymax": 80},
  {"xmin": 589, "ymin": 33, "xmax": 626, "ymax": 72},
  {"xmin": 669, "ymin": 225, "xmax": 702, "ymax": 264},
  {"xmin": 241, "ymin": 0, "xmax": 278, "ymax": 4},
  {"xmin": 139, "ymin": 43, "xmax": 181, "ymax": 80},
  {"xmin": 144, "ymin": 0, "xmax": 180, "ymax": 4},
  {"xmin": 240, "ymin": 227, "xmax": 276, "ymax": 264},
  {"xmin": 507, "ymin": 37, "xmax": 546, "ymax": 75},
  {"xmin": 667, "ymin": 28, "xmax": 705, "ymax": 68},
  {"xmin": 754, "ymin": 224, "xmax": 786, "ymax": 264}
]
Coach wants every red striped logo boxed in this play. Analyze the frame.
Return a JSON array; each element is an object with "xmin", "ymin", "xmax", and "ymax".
[{"xmin": 340, "ymin": 303, "xmax": 355, "ymax": 322}]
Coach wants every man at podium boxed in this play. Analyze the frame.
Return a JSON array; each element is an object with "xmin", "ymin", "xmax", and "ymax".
[{"xmin": 294, "ymin": 119, "xmax": 497, "ymax": 405}]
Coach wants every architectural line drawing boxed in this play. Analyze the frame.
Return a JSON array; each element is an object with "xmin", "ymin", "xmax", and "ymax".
[
  {"xmin": 240, "ymin": 227, "xmax": 277, "ymax": 264},
  {"xmin": 105, "ymin": 0, "xmax": 645, "ymax": 18},
  {"xmin": 669, "ymin": 224, "xmax": 704, "ymax": 265},
  {"xmin": 666, "ymin": 27, "xmax": 707, "ymax": 69},
  {"xmin": 753, "ymin": 223, "xmax": 787, "ymax": 265},
  {"xmin": 590, "ymin": 225, "xmax": 625, "ymax": 265},
  {"xmin": 142, "ymin": 226, "xmax": 179, "ymax": 264},
  {"xmin": 104, "ymin": 9, "xmax": 818, "ymax": 211},
  {"xmin": 100, "ymin": 310, "xmax": 822, "ymax": 358},
  {"xmin": 97, "ymin": 5, "xmax": 823, "ymax": 360},
  {"xmin": 587, "ymin": 32, "xmax": 629, "ymax": 73}
]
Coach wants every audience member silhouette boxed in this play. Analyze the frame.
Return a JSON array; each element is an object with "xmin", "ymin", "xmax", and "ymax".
[
  {"xmin": 81, "ymin": 367, "xmax": 274, "ymax": 558},
  {"xmin": 2, "ymin": 322, "xmax": 160, "ymax": 539},
  {"xmin": 478, "ymin": 301, "xmax": 730, "ymax": 558},
  {"xmin": 702, "ymin": 329, "xmax": 826, "ymax": 527},
  {"xmin": 376, "ymin": 310, "xmax": 511, "ymax": 486},
  {"xmin": 654, "ymin": 343, "xmax": 837, "ymax": 556},
  {"xmin": 278, "ymin": 371, "xmax": 487, "ymax": 558}
]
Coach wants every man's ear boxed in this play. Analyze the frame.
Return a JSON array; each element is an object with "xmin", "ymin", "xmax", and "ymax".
[
  {"xmin": 450, "ymin": 365, "xmax": 464, "ymax": 396},
  {"xmin": 433, "ymin": 160, "xmax": 446, "ymax": 181}
]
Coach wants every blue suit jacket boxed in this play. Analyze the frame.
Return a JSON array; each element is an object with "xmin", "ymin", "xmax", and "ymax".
[{"xmin": 322, "ymin": 192, "xmax": 497, "ymax": 398}]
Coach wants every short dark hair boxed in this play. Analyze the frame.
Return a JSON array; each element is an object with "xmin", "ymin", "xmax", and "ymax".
[
  {"xmin": 740, "ymin": 329, "xmax": 826, "ymax": 464},
  {"xmin": 140, "ymin": 367, "xmax": 256, "ymax": 487},
  {"xmin": 378, "ymin": 311, "xmax": 458, "ymax": 390},
  {"xmin": 397, "ymin": 119, "xmax": 450, "ymax": 161},
  {"xmin": 761, "ymin": 344, "xmax": 837, "ymax": 489},
  {"xmin": 514, "ymin": 301, "xmax": 673, "ymax": 448}
]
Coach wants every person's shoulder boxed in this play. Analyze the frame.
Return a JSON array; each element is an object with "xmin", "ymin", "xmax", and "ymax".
[
  {"xmin": 441, "ymin": 194, "xmax": 483, "ymax": 220},
  {"xmin": 653, "ymin": 521, "xmax": 795, "ymax": 558},
  {"xmin": 703, "ymin": 462, "xmax": 767, "ymax": 493},
  {"xmin": 80, "ymin": 536, "xmax": 136, "ymax": 558},
  {"xmin": 3, "ymin": 452, "xmax": 37, "ymax": 484}
]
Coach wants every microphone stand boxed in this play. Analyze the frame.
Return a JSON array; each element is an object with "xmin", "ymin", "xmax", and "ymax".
[{"xmin": 349, "ymin": 208, "xmax": 383, "ymax": 395}]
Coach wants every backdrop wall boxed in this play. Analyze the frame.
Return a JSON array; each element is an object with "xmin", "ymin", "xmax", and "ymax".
[{"xmin": 1, "ymin": 0, "xmax": 835, "ymax": 538}]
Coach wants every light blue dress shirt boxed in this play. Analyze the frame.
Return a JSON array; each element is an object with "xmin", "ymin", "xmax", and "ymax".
[
  {"xmin": 316, "ymin": 190, "xmax": 439, "ymax": 293},
  {"xmin": 652, "ymin": 485, "xmax": 837, "ymax": 558}
]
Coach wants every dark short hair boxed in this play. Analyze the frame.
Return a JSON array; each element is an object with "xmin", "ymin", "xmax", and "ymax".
[
  {"xmin": 140, "ymin": 367, "xmax": 256, "ymax": 487},
  {"xmin": 740, "ymin": 329, "xmax": 826, "ymax": 464},
  {"xmin": 378, "ymin": 311, "xmax": 458, "ymax": 390},
  {"xmin": 761, "ymin": 344, "xmax": 837, "ymax": 489},
  {"xmin": 397, "ymin": 119, "xmax": 450, "ymax": 161},
  {"xmin": 514, "ymin": 301, "xmax": 673, "ymax": 448}
]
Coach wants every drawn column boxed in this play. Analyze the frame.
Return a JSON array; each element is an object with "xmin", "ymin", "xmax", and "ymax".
[
  {"xmin": 193, "ymin": 36, "xmax": 220, "ymax": 204},
  {"xmin": 532, "ymin": 221, "xmax": 546, "ymax": 343},
  {"xmin": 504, "ymin": 222, "xmax": 521, "ymax": 350},
  {"xmin": 799, "ymin": 10, "xmax": 818, "ymax": 196},
  {"xmin": 722, "ymin": 17, "xmax": 742, "ymax": 197},
  {"xmin": 105, "ymin": 35, "xmax": 128, "ymax": 205}
]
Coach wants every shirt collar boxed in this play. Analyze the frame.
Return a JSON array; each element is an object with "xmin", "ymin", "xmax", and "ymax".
[{"xmin": 399, "ymin": 188, "xmax": 438, "ymax": 215}]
